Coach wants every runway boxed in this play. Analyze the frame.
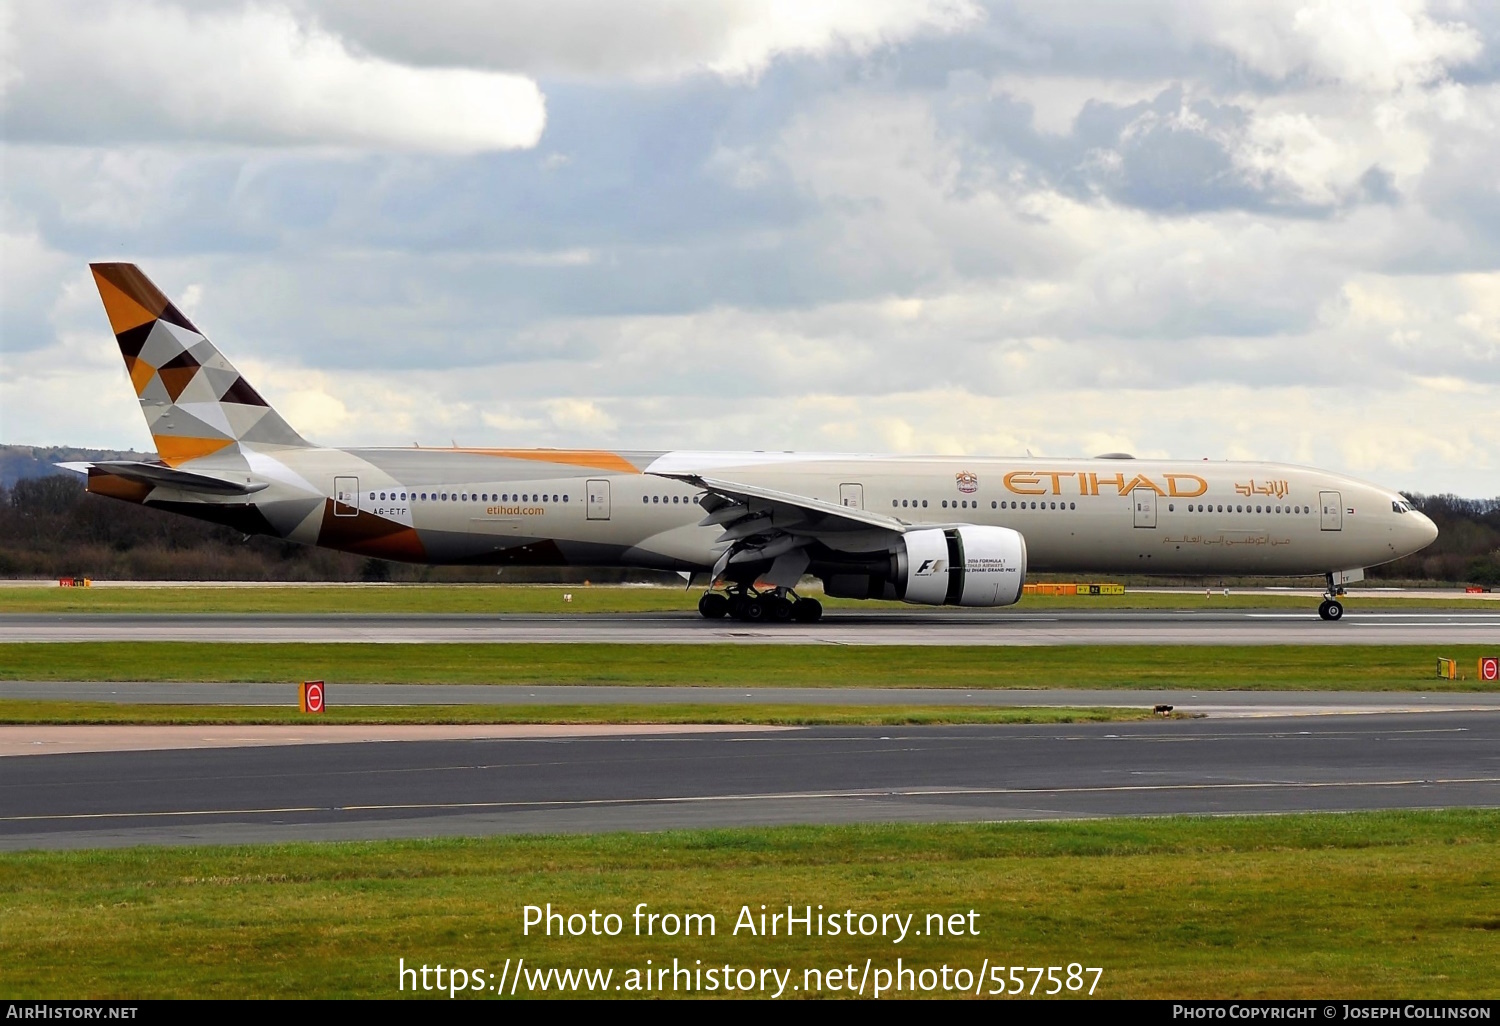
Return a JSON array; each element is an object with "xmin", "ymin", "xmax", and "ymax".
[
  {"xmin": 3, "ymin": 713, "xmax": 1496, "ymax": 850},
  {"xmin": 4, "ymin": 607, "xmax": 1499, "ymax": 644},
  {"xmin": 5, "ymin": 681, "xmax": 1500, "ymax": 719}
]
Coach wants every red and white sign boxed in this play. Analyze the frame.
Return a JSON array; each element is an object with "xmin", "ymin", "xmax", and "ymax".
[
  {"xmin": 1481, "ymin": 657, "xmax": 1499, "ymax": 683},
  {"xmin": 301, "ymin": 679, "xmax": 325, "ymax": 714}
]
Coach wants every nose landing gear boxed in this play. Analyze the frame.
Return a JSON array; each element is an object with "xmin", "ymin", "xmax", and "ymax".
[
  {"xmin": 1318, "ymin": 572, "xmax": 1345, "ymax": 621},
  {"xmin": 698, "ymin": 586, "xmax": 822, "ymax": 623}
]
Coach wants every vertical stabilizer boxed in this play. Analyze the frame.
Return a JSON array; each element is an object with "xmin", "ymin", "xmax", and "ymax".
[{"xmin": 90, "ymin": 263, "xmax": 309, "ymax": 465}]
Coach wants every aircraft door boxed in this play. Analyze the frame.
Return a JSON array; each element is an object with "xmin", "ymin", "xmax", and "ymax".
[
  {"xmin": 586, "ymin": 480, "xmax": 611, "ymax": 521},
  {"xmin": 1320, "ymin": 490, "xmax": 1342, "ymax": 531},
  {"xmin": 334, "ymin": 476, "xmax": 359, "ymax": 517},
  {"xmin": 1133, "ymin": 488, "xmax": 1157, "ymax": 528},
  {"xmin": 839, "ymin": 483, "xmax": 864, "ymax": 510}
]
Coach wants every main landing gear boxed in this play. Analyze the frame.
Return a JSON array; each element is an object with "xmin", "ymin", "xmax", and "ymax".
[
  {"xmin": 698, "ymin": 587, "xmax": 823, "ymax": 623},
  {"xmin": 1318, "ymin": 572, "xmax": 1345, "ymax": 621}
]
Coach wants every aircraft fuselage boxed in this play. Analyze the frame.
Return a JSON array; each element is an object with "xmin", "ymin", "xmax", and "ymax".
[{"xmin": 91, "ymin": 445, "xmax": 1438, "ymax": 579}]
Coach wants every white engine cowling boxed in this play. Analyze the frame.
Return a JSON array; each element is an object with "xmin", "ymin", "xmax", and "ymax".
[{"xmin": 900, "ymin": 525, "xmax": 1027, "ymax": 607}]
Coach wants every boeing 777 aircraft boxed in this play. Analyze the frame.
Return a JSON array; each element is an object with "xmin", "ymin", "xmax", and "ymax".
[{"xmin": 64, "ymin": 263, "xmax": 1439, "ymax": 623}]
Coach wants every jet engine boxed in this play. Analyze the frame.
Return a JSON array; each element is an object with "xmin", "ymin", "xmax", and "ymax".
[{"xmin": 818, "ymin": 525, "xmax": 1027, "ymax": 607}]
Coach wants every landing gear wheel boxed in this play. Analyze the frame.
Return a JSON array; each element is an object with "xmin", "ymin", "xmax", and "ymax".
[
  {"xmin": 766, "ymin": 595, "xmax": 794, "ymax": 623},
  {"xmin": 741, "ymin": 597, "xmax": 767, "ymax": 622},
  {"xmin": 1318, "ymin": 599, "xmax": 1344, "ymax": 621},
  {"xmin": 698, "ymin": 592, "xmax": 729, "ymax": 619},
  {"xmin": 792, "ymin": 597, "xmax": 823, "ymax": 623}
]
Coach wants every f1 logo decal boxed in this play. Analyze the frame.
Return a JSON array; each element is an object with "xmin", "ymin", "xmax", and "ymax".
[{"xmin": 915, "ymin": 559, "xmax": 945, "ymax": 576}]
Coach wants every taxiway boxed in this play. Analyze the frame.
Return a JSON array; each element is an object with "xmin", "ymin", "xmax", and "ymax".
[{"xmin": 2, "ymin": 713, "xmax": 1495, "ymax": 850}]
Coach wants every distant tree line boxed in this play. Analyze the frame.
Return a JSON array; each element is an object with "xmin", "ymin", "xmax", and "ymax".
[
  {"xmin": 1377, "ymin": 493, "xmax": 1500, "ymax": 586},
  {"xmin": 1, "ymin": 469, "xmax": 1495, "ymax": 586}
]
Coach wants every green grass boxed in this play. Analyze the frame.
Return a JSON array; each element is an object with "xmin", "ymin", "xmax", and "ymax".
[
  {"xmin": 0, "ymin": 584, "xmax": 1487, "ymax": 615},
  {"xmin": 2, "ymin": 812, "xmax": 1496, "ymax": 998},
  {"xmin": 0, "ymin": 700, "xmax": 1159, "ymax": 726},
  {"xmin": 0, "ymin": 642, "xmax": 1493, "ymax": 691}
]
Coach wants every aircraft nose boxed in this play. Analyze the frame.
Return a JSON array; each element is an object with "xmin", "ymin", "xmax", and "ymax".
[{"xmin": 1410, "ymin": 511, "xmax": 1439, "ymax": 551}]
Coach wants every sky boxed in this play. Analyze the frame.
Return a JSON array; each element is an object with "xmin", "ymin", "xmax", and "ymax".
[{"xmin": 2, "ymin": 0, "xmax": 1497, "ymax": 496}]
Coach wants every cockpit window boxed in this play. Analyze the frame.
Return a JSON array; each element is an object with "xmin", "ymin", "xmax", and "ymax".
[{"xmin": 1391, "ymin": 500, "xmax": 1413, "ymax": 514}]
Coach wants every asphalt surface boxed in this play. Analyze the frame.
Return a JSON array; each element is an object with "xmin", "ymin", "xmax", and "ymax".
[
  {"xmin": 2, "ymin": 712, "xmax": 1496, "ymax": 850},
  {"xmin": 0, "ymin": 723, "xmax": 781, "ymax": 758},
  {"xmin": 4, "ymin": 608, "xmax": 1500, "ymax": 644},
  {"xmin": 5, "ymin": 681, "xmax": 1499, "ymax": 718}
]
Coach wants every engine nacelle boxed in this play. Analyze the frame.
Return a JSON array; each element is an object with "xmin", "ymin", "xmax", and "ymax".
[{"xmin": 899, "ymin": 525, "xmax": 1027, "ymax": 607}]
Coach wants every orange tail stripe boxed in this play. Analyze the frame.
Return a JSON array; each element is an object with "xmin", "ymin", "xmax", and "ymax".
[{"xmin": 154, "ymin": 435, "xmax": 234, "ymax": 466}]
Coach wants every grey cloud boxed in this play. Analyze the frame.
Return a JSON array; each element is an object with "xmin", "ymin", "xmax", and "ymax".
[
  {"xmin": 949, "ymin": 83, "xmax": 1335, "ymax": 216},
  {"xmin": 303, "ymin": 0, "xmax": 981, "ymax": 80}
]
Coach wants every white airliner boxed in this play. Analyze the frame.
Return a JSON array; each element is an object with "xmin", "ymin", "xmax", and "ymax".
[{"xmin": 65, "ymin": 263, "xmax": 1439, "ymax": 623}]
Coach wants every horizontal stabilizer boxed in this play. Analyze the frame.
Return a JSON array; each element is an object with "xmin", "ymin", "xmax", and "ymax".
[{"xmin": 56, "ymin": 461, "xmax": 268, "ymax": 495}]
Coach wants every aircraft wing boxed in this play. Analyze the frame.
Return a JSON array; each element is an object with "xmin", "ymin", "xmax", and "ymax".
[
  {"xmin": 650, "ymin": 471, "xmax": 908, "ymax": 585},
  {"xmin": 672, "ymin": 474, "xmax": 908, "ymax": 533},
  {"xmin": 57, "ymin": 461, "xmax": 269, "ymax": 495}
]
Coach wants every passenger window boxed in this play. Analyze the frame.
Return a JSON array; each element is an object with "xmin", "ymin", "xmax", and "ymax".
[
  {"xmin": 563, "ymin": 495, "xmax": 569, "ymax": 502},
  {"xmin": 922, "ymin": 500, "xmax": 928, "ymax": 508},
  {"xmin": 1168, "ymin": 504, "xmax": 1174, "ymax": 512},
  {"xmin": 642, "ymin": 496, "xmax": 648, "ymax": 503},
  {"xmin": 941, "ymin": 500, "xmax": 948, "ymax": 508},
  {"xmin": 991, "ymin": 501, "xmax": 997, "ymax": 509}
]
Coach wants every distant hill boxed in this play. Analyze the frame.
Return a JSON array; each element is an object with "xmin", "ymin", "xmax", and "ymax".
[{"xmin": 1, "ymin": 445, "xmax": 156, "ymax": 489}]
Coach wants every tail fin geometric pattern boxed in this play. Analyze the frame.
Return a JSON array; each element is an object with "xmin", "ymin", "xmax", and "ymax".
[{"xmin": 90, "ymin": 262, "xmax": 309, "ymax": 466}]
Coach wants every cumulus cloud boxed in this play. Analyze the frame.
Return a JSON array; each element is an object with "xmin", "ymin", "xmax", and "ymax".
[
  {"xmin": 308, "ymin": 0, "xmax": 982, "ymax": 80},
  {"xmin": 1200, "ymin": 0, "xmax": 1481, "ymax": 92},
  {"xmin": 980, "ymin": 0, "xmax": 1481, "ymax": 93},
  {"xmin": 2, "ymin": 0, "xmax": 545, "ymax": 151}
]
